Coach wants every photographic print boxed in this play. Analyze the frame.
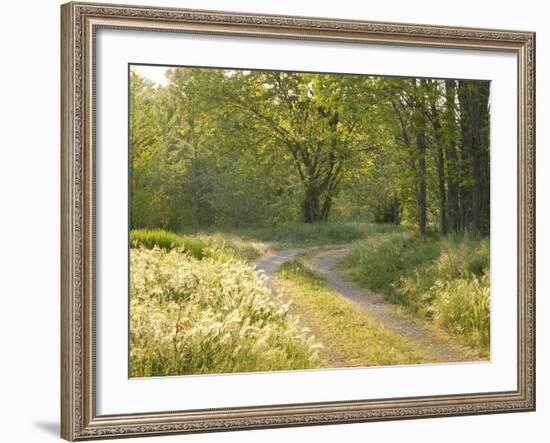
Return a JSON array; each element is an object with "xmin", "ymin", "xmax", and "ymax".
[
  {"xmin": 129, "ymin": 65, "xmax": 491, "ymax": 378},
  {"xmin": 61, "ymin": 4, "xmax": 535, "ymax": 439}
]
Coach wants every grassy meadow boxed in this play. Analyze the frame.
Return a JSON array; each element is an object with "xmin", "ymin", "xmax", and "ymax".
[{"xmin": 130, "ymin": 225, "xmax": 489, "ymax": 376}]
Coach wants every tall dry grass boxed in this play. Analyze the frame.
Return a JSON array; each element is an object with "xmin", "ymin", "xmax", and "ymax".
[{"xmin": 130, "ymin": 247, "xmax": 321, "ymax": 377}]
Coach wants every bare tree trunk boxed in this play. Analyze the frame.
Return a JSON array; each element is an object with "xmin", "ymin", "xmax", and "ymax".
[
  {"xmin": 391, "ymin": 196, "xmax": 400, "ymax": 225},
  {"xmin": 303, "ymin": 185, "xmax": 321, "ymax": 223},
  {"xmin": 413, "ymin": 79, "xmax": 428, "ymax": 236},
  {"xmin": 303, "ymin": 110, "xmax": 341, "ymax": 223},
  {"xmin": 428, "ymin": 85, "xmax": 448, "ymax": 236},
  {"xmin": 444, "ymin": 80, "xmax": 461, "ymax": 233},
  {"xmin": 189, "ymin": 107, "xmax": 199, "ymax": 229},
  {"xmin": 416, "ymin": 134, "xmax": 427, "ymax": 236},
  {"xmin": 446, "ymin": 145, "xmax": 461, "ymax": 232},
  {"xmin": 436, "ymin": 143, "xmax": 448, "ymax": 236}
]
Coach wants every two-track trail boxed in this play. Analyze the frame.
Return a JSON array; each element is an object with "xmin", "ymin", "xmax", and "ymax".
[{"xmin": 254, "ymin": 245, "xmax": 475, "ymax": 364}]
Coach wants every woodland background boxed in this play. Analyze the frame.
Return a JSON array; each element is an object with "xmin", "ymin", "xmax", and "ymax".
[
  {"xmin": 129, "ymin": 67, "xmax": 491, "ymax": 377},
  {"xmin": 130, "ymin": 67, "xmax": 490, "ymax": 237}
]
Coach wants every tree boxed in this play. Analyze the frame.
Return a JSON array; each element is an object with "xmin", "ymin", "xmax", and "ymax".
[
  {"xmin": 457, "ymin": 80, "xmax": 490, "ymax": 236},
  {"xmin": 225, "ymin": 71, "xmax": 367, "ymax": 223},
  {"xmin": 128, "ymin": 66, "xmax": 491, "ymax": 237},
  {"xmin": 129, "ymin": 72, "xmax": 162, "ymax": 228}
]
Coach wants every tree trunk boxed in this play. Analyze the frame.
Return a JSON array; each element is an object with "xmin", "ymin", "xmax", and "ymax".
[
  {"xmin": 320, "ymin": 192, "xmax": 333, "ymax": 222},
  {"xmin": 429, "ymin": 88, "xmax": 448, "ymax": 236},
  {"xmin": 303, "ymin": 185, "xmax": 321, "ymax": 223},
  {"xmin": 391, "ymin": 196, "xmax": 400, "ymax": 225},
  {"xmin": 416, "ymin": 135, "xmax": 427, "ymax": 236},
  {"xmin": 446, "ymin": 144, "xmax": 461, "ymax": 232},
  {"xmin": 414, "ymin": 79, "xmax": 428, "ymax": 236},
  {"xmin": 458, "ymin": 80, "xmax": 490, "ymax": 236},
  {"xmin": 444, "ymin": 80, "xmax": 461, "ymax": 233},
  {"xmin": 189, "ymin": 105, "xmax": 199, "ymax": 229},
  {"xmin": 436, "ymin": 143, "xmax": 448, "ymax": 236}
]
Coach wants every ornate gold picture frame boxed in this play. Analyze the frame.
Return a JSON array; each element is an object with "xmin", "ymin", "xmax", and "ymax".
[{"xmin": 61, "ymin": 1, "xmax": 535, "ymax": 440}]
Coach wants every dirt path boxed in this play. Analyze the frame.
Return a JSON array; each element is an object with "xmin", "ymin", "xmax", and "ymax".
[{"xmin": 254, "ymin": 245, "xmax": 475, "ymax": 364}]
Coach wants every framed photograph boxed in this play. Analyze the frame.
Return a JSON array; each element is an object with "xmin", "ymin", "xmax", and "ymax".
[{"xmin": 61, "ymin": 1, "xmax": 536, "ymax": 440}]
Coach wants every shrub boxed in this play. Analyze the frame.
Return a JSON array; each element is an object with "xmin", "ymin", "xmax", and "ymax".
[
  {"xmin": 130, "ymin": 248, "xmax": 321, "ymax": 377},
  {"xmin": 432, "ymin": 271, "xmax": 490, "ymax": 349},
  {"xmin": 345, "ymin": 231, "xmax": 440, "ymax": 303},
  {"xmin": 130, "ymin": 229, "xmax": 206, "ymax": 259}
]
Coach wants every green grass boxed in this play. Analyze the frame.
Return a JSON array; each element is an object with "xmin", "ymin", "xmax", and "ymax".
[
  {"xmin": 344, "ymin": 230, "xmax": 440, "ymax": 303},
  {"xmin": 133, "ymin": 223, "xmax": 402, "ymax": 261},
  {"xmin": 130, "ymin": 248, "xmax": 321, "ymax": 377},
  {"xmin": 130, "ymin": 228, "xmax": 269, "ymax": 261},
  {"xmin": 344, "ymin": 231, "xmax": 490, "ymax": 353},
  {"xmin": 130, "ymin": 229, "xmax": 207, "ymax": 259},
  {"xmin": 131, "ymin": 224, "xmax": 490, "ymax": 366},
  {"xmin": 191, "ymin": 222, "xmax": 401, "ymax": 248},
  {"xmin": 274, "ymin": 259, "xmax": 436, "ymax": 367},
  {"xmin": 193, "ymin": 232, "xmax": 270, "ymax": 261}
]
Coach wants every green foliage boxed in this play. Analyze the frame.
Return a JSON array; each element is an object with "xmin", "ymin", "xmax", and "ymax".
[
  {"xmin": 130, "ymin": 229, "xmax": 206, "ymax": 259},
  {"xmin": 345, "ymin": 230, "xmax": 440, "ymax": 302},
  {"xmin": 130, "ymin": 229, "xmax": 271, "ymax": 262},
  {"xmin": 130, "ymin": 248, "xmax": 321, "ymax": 377},
  {"xmin": 432, "ymin": 271, "xmax": 490, "ymax": 349},
  {"xmin": 345, "ymin": 232, "xmax": 489, "ymax": 353},
  {"xmin": 194, "ymin": 232, "xmax": 270, "ymax": 261},
  {"xmin": 128, "ymin": 65, "xmax": 493, "ymax": 368},
  {"xmin": 129, "ymin": 67, "xmax": 490, "ymax": 236},
  {"xmin": 225, "ymin": 222, "xmax": 399, "ymax": 247}
]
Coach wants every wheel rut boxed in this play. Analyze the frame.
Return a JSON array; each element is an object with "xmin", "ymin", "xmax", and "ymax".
[{"xmin": 254, "ymin": 244, "xmax": 478, "ymax": 364}]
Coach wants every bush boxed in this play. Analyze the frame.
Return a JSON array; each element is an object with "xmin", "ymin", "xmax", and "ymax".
[
  {"xmin": 130, "ymin": 248, "xmax": 321, "ymax": 376},
  {"xmin": 130, "ymin": 229, "xmax": 206, "ymax": 259},
  {"xmin": 432, "ymin": 271, "xmax": 490, "ymax": 349},
  {"xmin": 345, "ymin": 231, "xmax": 440, "ymax": 303},
  {"xmin": 396, "ymin": 236, "xmax": 489, "ymax": 312}
]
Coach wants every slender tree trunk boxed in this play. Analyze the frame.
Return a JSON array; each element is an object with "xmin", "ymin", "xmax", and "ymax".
[
  {"xmin": 436, "ymin": 143, "xmax": 448, "ymax": 236},
  {"xmin": 416, "ymin": 134, "xmax": 427, "ymax": 236},
  {"xmin": 446, "ymin": 145, "xmax": 461, "ymax": 232},
  {"xmin": 429, "ymin": 90, "xmax": 448, "ymax": 236},
  {"xmin": 320, "ymin": 192, "xmax": 333, "ymax": 222},
  {"xmin": 444, "ymin": 80, "xmax": 461, "ymax": 233},
  {"xmin": 391, "ymin": 196, "xmax": 400, "ymax": 225},
  {"xmin": 189, "ymin": 107, "xmax": 199, "ymax": 229},
  {"xmin": 479, "ymin": 85, "xmax": 491, "ymax": 236},
  {"xmin": 413, "ymin": 79, "xmax": 428, "ymax": 236}
]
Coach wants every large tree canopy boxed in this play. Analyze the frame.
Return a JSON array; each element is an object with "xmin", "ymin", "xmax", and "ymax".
[{"xmin": 129, "ymin": 67, "xmax": 490, "ymax": 236}]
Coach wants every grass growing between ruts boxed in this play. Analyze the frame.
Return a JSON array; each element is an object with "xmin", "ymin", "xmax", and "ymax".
[{"xmin": 273, "ymin": 259, "xmax": 436, "ymax": 368}]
